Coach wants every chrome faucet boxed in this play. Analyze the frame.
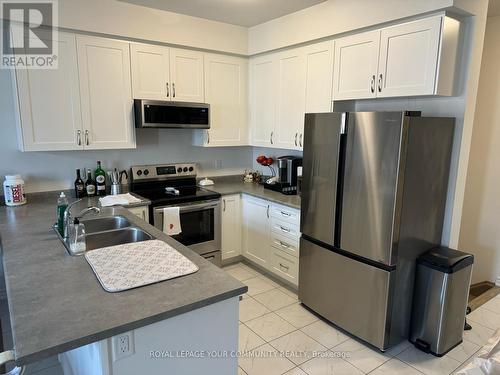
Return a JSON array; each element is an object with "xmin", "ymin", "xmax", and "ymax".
[{"xmin": 63, "ymin": 200, "xmax": 101, "ymax": 239}]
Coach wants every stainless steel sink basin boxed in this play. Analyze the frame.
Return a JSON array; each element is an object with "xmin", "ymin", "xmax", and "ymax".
[
  {"xmin": 80, "ymin": 216, "xmax": 131, "ymax": 233},
  {"xmin": 85, "ymin": 227, "xmax": 153, "ymax": 251}
]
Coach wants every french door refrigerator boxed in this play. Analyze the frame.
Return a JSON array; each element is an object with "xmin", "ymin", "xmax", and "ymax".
[{"xmin": 299, "ymin": 111, "xmax": 454, "ymax": 351}]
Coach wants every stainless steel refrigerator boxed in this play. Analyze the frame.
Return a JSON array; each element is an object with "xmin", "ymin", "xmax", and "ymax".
[{"xmin": 299, "ymin": 111, "xmax": 454, "ymax": 351}]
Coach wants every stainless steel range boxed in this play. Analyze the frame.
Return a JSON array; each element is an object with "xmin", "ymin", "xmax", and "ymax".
[{"xmin": 130, "ymin": 163, "xmax": 221, "ymax": 266}]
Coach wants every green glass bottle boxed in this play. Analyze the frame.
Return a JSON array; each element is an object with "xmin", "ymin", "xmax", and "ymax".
[{"xmin": 95, "ymin": 161, "xmax": 106, "ymax": 196}]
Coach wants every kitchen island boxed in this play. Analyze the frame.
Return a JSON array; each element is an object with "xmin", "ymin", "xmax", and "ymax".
[{"xmin": 0, "ymin": 193, "xmax": 246, "ymax": 374}]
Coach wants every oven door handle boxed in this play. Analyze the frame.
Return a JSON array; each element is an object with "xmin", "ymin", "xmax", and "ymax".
[{"xmin": 155, "ymin": 202, "xmax": 219, "ymax": 214}]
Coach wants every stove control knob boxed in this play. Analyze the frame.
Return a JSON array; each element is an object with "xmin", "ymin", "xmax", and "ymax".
[
  {"xmin": 136, "ymin": 170, "xmax": 142, "ymax": 176},
  {"xmin": 188, "ymin": 166, "xmax": 194, "ymax": 172},
  {"xmin": 177, "ymin": 167, "xmax": 182, "ymax": 173},
  {"xmin": 183, "ymin": 167, "xmax": 188, "ymax": 172},
  {"xmin": 143, "ymin": 169, "xmax": 149, "ymax": 176}
]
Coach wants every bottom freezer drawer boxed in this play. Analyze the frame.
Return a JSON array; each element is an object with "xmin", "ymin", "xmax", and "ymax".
[{"xmin": 299, "ymin": 238, "xmax": 394, "ymax": 350}]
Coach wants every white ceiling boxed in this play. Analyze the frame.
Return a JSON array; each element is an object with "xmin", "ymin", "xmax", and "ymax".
[
  {"xmin": 119, "ymin": 0, "xmax": 327, "ymax": 27},
  {"xmin": 489, "ymin": 0, "xmax": 500, "ymax": 16}
]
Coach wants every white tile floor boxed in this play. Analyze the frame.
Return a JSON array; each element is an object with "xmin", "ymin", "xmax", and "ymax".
[
  {"xmin": 226, "ymin": 262, "xmax": 499, "ymax": 375},
  {"xmin": 6, "ymin": 262, "xmax": 498, "ymax": 375}
]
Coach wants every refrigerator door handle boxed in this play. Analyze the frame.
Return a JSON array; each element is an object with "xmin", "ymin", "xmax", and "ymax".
[{"xmin": 341, "ymin": 113, "xmax": 347, "ymax": 134}]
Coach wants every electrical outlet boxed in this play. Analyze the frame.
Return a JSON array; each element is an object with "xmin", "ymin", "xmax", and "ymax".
[
  {"xmin": 215, "ymin": 159, "xmax": 223, "ymax": 169},
  {"xmin": 112, "ymin": 331, "xmax": 134, "ymax": 361}
]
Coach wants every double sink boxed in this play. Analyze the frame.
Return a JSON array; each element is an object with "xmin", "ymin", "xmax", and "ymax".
[{"xmin": 56, "ymin": 215, "xmax": 153, "ymax": 255}]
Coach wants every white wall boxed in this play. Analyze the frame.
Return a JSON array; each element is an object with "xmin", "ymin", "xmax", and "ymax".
[
  {"xmin": 48, "ymin": 0, "xmax": 248, "ymax": 55},
  {"xmin": 0, "ymin": 69, "xmax": 253, "ymax": 194},
  {"xmin": 248, "ymin": 0, "xmax": 455, "ymax": 54},
  {"xmin": 459, "ymin": 16, "xmax": 500, "ymax": 284}
]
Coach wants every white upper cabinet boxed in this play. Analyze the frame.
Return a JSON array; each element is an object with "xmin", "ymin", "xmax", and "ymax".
[
  {"xmin": 333, "ymin": 30, "xmax": 380, "ymax": 100},
  {"xmin": 250, "ymin": 55, "xmax": 278, "ymax": 147},
  {"xmin": 130, "ymin": 45, "xmax": 204, "ymax": 102},
  {"xmin": 378, "ymin": 16, "xmax": 442, "ymax": 97},
  {"xmin": 169, "ymin": 48, "xmax": 204, "ymax": 102},
  {"xmin": 77, "ymin": 36, "xmax": 135, "ymax": 149},
  {"xmin": 199, "ymin": 53, "xmax": 248, "ymax": 146},
  {"xmin": 333, "ymin": 15, "xmax": 460, "ymax": 100},
  {"xmin": 275, "ymin": 48, "xmax": 307, "ymax": 150},
  {"xmin": 15, "ymin": 31, "xmax": 82, "ymax": 151},
  {"xmin": 130, "ymin": 44, "xmax": 170, "ymax": 100},
  {"xmin": 304, "ymin": 40, "xmax": 335, "ymax": 114}
]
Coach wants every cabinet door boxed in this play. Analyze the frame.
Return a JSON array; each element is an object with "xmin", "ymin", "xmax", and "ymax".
[
  {"xmin": 275, "ymin": 48, "xmax": 306, "ymax": 150},
  {"xmin": 250, "ymin": 56, "xmax": 277, "ymax": 147},
  {"xmin": 221, "ymin": 194, "xmax": 242, "ymax": 260},
  {"xmin": 130, "ymin": 43, "xmax": 170, "ymax": 100},
  {"xmin": 77, "ymin": 36, "xmax": 135, "ymax": 150},
  {"xmin": 169, "ymin": 48, "xmax": 204, "ymax": 102},
  {"xmin": 377, "ymin": 16, "xmax": 442, "ymax": 98},
  {"xmin": 305, "ymin": 41, "xmax": 334, "ymax": 113},
  {"xmin": 301, "ymin": 40, "xmax": 335, "ymax": 150},
  {"xmin": 242, "ymin": 197, "xmax": 270, "ymax": 268},
  {"xmin": 333, "ymin": 31, "xmax": 380, "ymax": 100},
  {"xmin": 15, "ymin": 31, "xmax": 83, "ymax": 151},
  {"xmin": 203, "ymin": 54, "xmax": 248, "ymax": 146}
]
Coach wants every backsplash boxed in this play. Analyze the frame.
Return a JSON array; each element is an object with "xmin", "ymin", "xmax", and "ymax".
[{"xmin": 251, "ymin": 147, "xmax": 303, "ymax": 176}]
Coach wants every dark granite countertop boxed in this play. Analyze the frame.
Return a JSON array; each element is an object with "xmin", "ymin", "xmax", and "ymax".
[
  {"xmin": 204, "ymin": 176, "xmax": 301, "ymax": 210},
  {"xmin": 0, "ymin": 192, "xmax": 246, "ymax": 366}
]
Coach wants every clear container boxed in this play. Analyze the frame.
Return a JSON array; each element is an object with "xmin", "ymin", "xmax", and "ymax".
[
  {"xmin": 3, "ymin": 175, "xmax": 27, "ymax": 206},
  {"xmin": 68, "ymin": 218, "xmax": 86, "ymax": 256}
]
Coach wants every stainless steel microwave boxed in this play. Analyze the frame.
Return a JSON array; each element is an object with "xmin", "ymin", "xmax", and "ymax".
[{"xmin": 134, "ymin": 99, "xmax": 210, "ymax": 129}]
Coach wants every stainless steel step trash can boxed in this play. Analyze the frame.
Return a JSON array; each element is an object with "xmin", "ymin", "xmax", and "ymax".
[{"xmin": 410, "ymin": 247, "xmax": 474, "ymax": 357}]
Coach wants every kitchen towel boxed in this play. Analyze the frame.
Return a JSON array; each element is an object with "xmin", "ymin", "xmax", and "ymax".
[
  {"xmin": 85, "ymin": 239, "xmax": 199, "ymax": 293},
  {"xmin": 163, "ymin": 207, "xmax": 182, "ymax": 235},
  {"xmin": 99, "ymin": 193, "xmax": 142, "ymax": 207}
]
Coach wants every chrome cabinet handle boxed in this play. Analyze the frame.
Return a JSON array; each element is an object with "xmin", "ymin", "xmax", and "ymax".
[
  {"xmin": 223, "ymin": 199, "xmax": 226, "ymax": 212},
  {"xmin": 371, "ymin": 75, "xmax": 375, "ymax": 93},
  {"xmin": 280, "ymin": 225, "xmax": 291, "ymax": 233},
  {"xmin": 294, "ymin": 133, "xmax": 298, "ymax": 147},
  {"xmin": 378, "ymin": 74, "xmax": 383, "ymax": 93},
  {"xmin": 279, "ymin": 263, "xmax": 290, "ymax": 270},
  {"xmin": 166, "ymin": 82, "xmax": 169, "ymax": 97},
  {"xmin": 172, "ymin": 82, "xmax": 176, "ymax": 98},
  {"xmin": 142, "ymin": 210, "xmax": 146, "ymax": 220},
  {"xmin": 266, "ymin": 205, "xmax": 270, "ymax": 218},
  {"xmin": 279, "ymin": 241, "xmax": 290, "ymax": 248},
  {"xmin": 207, "ymin": 130, "xmax": 210, "ymax": 144},
  {"xmin": 85, "ymin": 130, "xmax": 89, "ymax": 146},
  {"xmin": 281, "ymin": 211, "xmax": 291, "ymax": 217},
  {"xmin": 77, "ymin": 130, "xmax": 81, "ymax": 146},
  {"xmin": 299, "ymin": 133, "xmax": 303, "ymax": 148},
  {"xmin": 270, "ymin": 131, "xmax": 274, "ymax": 145}
]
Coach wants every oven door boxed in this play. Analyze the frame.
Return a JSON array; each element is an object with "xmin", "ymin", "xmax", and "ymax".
[{"xmin": 153, "ymin": 199, "xmax": 221, "ymax": 257}]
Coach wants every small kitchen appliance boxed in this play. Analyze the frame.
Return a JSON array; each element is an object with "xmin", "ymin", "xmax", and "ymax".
[
  {"xmin": 130, "ymin": 163, "xmax": 222, "ymax": 266},
  {"xmin": 263, "ymin": 156, "xmax": 302, "ymax": 195}
]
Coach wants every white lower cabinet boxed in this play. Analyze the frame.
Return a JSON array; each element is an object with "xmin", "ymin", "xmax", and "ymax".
[
  {"xmin": 240, "ymin": 195, "xmax": 301, "ymax": 286},
  {"xmin": 242, "ymin": 196, "xmax": 271, "ymax": 268},
  {"xmin": 127, "ymin": 205, "xmax": 149, "ymax": 221},
  {"xmin": 221, "ymin": 194, "xmax": 242, "ymax": 260}
]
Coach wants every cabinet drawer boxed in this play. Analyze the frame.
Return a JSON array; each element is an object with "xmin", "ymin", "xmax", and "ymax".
[
  {"xmin": 270, "ymin": 250, "xmax": 299, "ymax": 286},
  {"xmin": 271, "ymin": 205, "xmax": 300, "ymax": 225},
  {"xmin": 270, "ymin": 232, "xmax": 299, "ymax": 258},
  {"xmin": 270, "ymin": 217, "xmax": 300, "ymax": 240}
]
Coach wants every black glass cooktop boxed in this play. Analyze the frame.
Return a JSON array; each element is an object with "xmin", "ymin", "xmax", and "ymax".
[{"xmin": 133, "ymin": 185, "xmax": 220, "ymax": 206}]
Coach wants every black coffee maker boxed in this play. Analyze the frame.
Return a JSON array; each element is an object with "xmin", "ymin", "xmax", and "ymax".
[{"xmin": 264, "ymin": 156, "xmax": 303, "ymax": 195}]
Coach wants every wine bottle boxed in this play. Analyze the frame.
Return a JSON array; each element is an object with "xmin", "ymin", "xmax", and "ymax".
[
  {"xmin": 85, "ymin": 169, "xmax": 96, "ymax": 197},
  {"xmin": 95, "ymin": 161, "xmax": 106, "ymax": 196},
  {"xmin": 74, "ymin": 169, "xmax": 85, "ymax": 198}
]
